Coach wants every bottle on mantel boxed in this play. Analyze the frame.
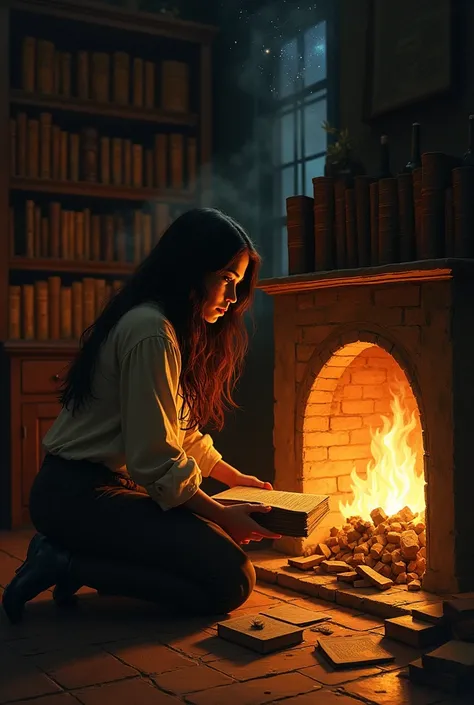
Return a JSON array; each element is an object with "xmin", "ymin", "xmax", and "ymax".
[
  {"xmin": 378, "ymin": 134, "xmax": 393, "ymax": 179},
  {"xmin": 463, "ymin": 114, "xmax": 474, "ymax": 166},
  {"xmin": 403, "ymin": 122, "xmax": 422, "ymax": 172}
]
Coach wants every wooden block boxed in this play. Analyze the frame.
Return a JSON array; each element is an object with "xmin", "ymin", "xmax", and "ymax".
[
  {"xmin": 316, "ymin": 543, "xmax": 332, "ymax": 559},
  {"xmin": 336, "ymin": 571, "xmax": 358, "ymax": 584},
  {"xmin": 261, "ymin": 604, "xmax": 331, "ymax": 627},
  {"xmin": 217, "ymin": 614, "xmax": 303, "ymax": 654},
  {"xmin": 409, "ymin": 658, "xmax": 471, "ymax": 695},
  {"xmin": 288, "ymin": 554, "xmax": 326, "ymax": 571},
  {"xmin": 384, "ymin": 615, "xmax": 449, "ymax": 649},
  {"xmin": 422, "ymin": 640, "xmax": 474, "ymax": 678},
  {"xmin": 317, "ymin": 634, "xmax": 395, "ymax": 668},
  {"xmin": 411, "ymin": 603, "xmax": 445, "ymax": 625},
  {"xmin": 356, "ymin": 564, "xmax": 393, "ymax": 591},
  {"xmin": 353, "ymin": 579, "xmax": 372, "ymax": 588},
  {"xmin": 321, "ymin": 560, "xmax": 352, "ymax": 574}
]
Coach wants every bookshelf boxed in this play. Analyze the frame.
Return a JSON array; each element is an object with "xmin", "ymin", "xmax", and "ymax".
[{"xmin": 0, "ymin": 0, "xmax": 217, "ymax": 528}]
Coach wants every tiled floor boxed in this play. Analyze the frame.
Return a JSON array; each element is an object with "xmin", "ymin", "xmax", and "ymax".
[{"xmin": 0, "ymin": 530, "xmax": 469, "ymax": 705}]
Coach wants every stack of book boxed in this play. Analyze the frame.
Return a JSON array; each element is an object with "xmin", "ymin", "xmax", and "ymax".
[{"xmin": 213, "ymin": 486, "xmax": 330, "ymax": 538}]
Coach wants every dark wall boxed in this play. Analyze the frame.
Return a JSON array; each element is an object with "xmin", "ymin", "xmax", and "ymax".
[{"xmin": 339, "ymin": 0, "xmax": 474, "ymax": 174}]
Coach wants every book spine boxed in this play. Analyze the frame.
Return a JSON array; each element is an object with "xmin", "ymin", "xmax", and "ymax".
[
  {"xmin": 52, "ymin": 125, "xmax": 61, "ymax": 180},
  {"xmin": 452, "ymin": 166, "xmax": 474, "ymax": 257},
  {"xmin": 112, "ymin": 138, "xmax": 123, "ymax": 186},
  {"xmin": 354, "ymin": 176, "xmax": 372, "ymax": 267},
  {"xmin": 170, "ymin": 134, "xmax": 184, "ymax": 189},
  {"xmin": 72, "ymin": 282, "xmax": 83, "ymax": 339},
  {"xmin": 84, "ymin": 208, "xmax": 91, "ymax": 260},
  {"xmin": 39, "ymin": 112, "xmax": 52, "ymax": 179},
  {"xmin": 41, "ymin": 216, "xmax": 49, "ymax": 257},
  {"xmin": 91, "ymin": 215, "xmax": 101, "ymax": 261},
  {"xmin": 161, "ymin": 60, "xmax": 189, "ymax": 113},
  {"xmin": 75, "ymin": 211, "xmax": 85, "ymax": 259},
  {"xmin": 154, "ymin": 134, "xmax": 168, "ymax": 188},
  {"xmin": 60, "ymin": 286, "xmax": 72, "ymax": 339},
  {"xmin": 145, "ymin": 148, "xmax": 154, "ymax": 188},
  {"xmin": 378, "ymin": 177, "xmax": 398, "ymax": 265},
  {"xmin": 420, "ymin": 152, "xmax": 456, "ymax": 259},
  {"xmin": 77, "ymin": 51, "xmax": 89, "ymax": 99},
  {"xmin": 123, "ymin": 139, "xmax": 132, "ymax": 186},
  {"xmin": 334, "ymin": 180, "xmax": 347, "ymax": 268},
  {"xmin": 91, "ymin": 53, "xmax": 110, "ymax": 102},
  {"xmin": 37, "ymin": 40, "xmax": 55, "ymax": 95},
  {"xmin": 133, "ymin": 58, "xmax": 144, "ymax": 107},
  {"xmin": 369, "ymin": 182, "xmax": 379, "ymax": 265},
  {"xmin": 48, "ymin": 276, "xmax": 61, "ymax": 339},
  {"xmin": 100, "ymin": 137, "xmax": 110, "ymax": 184},
  {"xmin": 82, "ymin": 278, "xmax": 96, "ymax": 327},
  {"xmin": 286, "ymin": 195, "xmax": 315, "ymax": 275},
  {"xmin": 59, "ymin": 130, "xmax": 68, "ymax": 181},
  {"xmin": 25, "ymin": 200, "xmax": 34, "ymax": 258},
  {"xmin": 21, "ymin": 37, "xmax": 36, "ymax": 92},
  {"xmin": 34, "ymin": 206, "xmax": 41, "ymax": 257},
  {"xmin": 116, "ymin": 215, "xmax": 126, "ymax": 261},
  {"xmin": 144, "ymin": 61, "xmax": 155, "ymax": 108},
  {"xmin": 17, "ymin": 113, "xmax": 27, "ymax": 176},
  {"xmin": 104, "ymin": 215, "xmax": 115, "ymax": 261},
  {"xmin": 68, "ymin": 210, "xmax": 75, "ymax": 259},
  {"xmin": 344, "ymin": 188, "xmax": 357, "ymax": 268},
  {"xmin": 60, "ymin": 209, "xmax": 69, "ymax": 259},
  {"xmin": 60, "ymin": 53, "xmax": 71, "ymax": 96},
  {"xmin": 27, "ymin": 119, "xmax": 39, "ymax": 178},
  {"xmin": 8, "ymin": 286, "xmax": 21, "ymax": 339},
  {"xmin": 113, "ymin": 51, "xmax": 130, "ymax": 105},
  {"xmin": 81, "ymin": 127, "xmax": 98, "ymax": 182},
  {"xmin": 34, "ymin": 280, "xmax": 49, "ymax": 340},
  {"xmin": 312, "ymin": 176, "xmax": 334, "ymax": 271},
  {"xmin": 49, "ymin": 202, "xmax": 61, "ymax": 258},
  {"xmin": 22, "ymin": 284, "xmax": 35, "ymax": 339},
  {"xmin": 53, "ymin": 51, "xmax": 61, "ymax": 95},
  {"xmin": 132, "ymin": 144, "xmax": 143, "ymax": 188},
  {"xmin": 69, "ymin": 134, "xmax": 80, "ymax": 181},
  {"xmin": 397, "ymin": 172, "xmax": 415, "ymax": 262}
]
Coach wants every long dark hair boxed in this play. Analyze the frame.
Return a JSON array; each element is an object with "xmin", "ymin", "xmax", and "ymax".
[{"xmin": 60, "ymin": 208, "xmax": 261, "ymax": 430}]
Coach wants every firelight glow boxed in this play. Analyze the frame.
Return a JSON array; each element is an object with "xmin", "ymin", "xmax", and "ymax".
[{"xmin": 339, "ymin": 392, "xmax": 426, "ymax": 521}]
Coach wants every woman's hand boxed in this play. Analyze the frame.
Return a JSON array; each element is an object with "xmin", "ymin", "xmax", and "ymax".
[
  {"xmin": 219, "ymin": 503, "xmax": 281, "ymax": 545},
  {"xmin": 233, "ymin": 472, "xmax": 273, "ymax": 490}
]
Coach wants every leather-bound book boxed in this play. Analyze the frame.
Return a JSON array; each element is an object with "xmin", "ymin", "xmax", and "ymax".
[
  {"xmin": 132, "ymin": 58, "xmax": 144, "ymax": 107},
  {"xmin": 37, "ymin": 40, "xmax": 55, "ymax": 94},
  {"xmin": 60, "ymin": 287, "xmax": 72, "ymax": 339},
  {"xmin": 286, "ymin": 195, "xmax": 315, "ymax": 275},
  {"xmin": 397, "ymin": 173, "xmax": 415, "ymax": 262},
  {"xmin": 91, "ymin": 53, "xmax": 110, "ymax": 103},
  {"xmin": 49, "ymin": 202, "xmax": 60, "ymax": 259},
  {"xmin": 334, "ymin": 179, "xmax": 347, "ymax": 268},
  {"xmin": 81, "ymin": 128, "xmax": 98, "ymax": 182},
  {"xmin": 312, "ymin": 176, "xmax": 334, "ymax": 271},
  {"xmin": 8, "ymin": 286, "xmax": 21, "ymax": 340},
  {"xmin": 345, "ymin": 188, "xmax": 357, "ymax": 268},
  {"xmin": 48, "ymin": 276, "xmax": 61, "ymax": 340},
  {"xmin": 378, "ymin": 178, "xmax": 398, "ymax": 265},
  {"xmin": 34, "ymin": 280, "xmax": 49, "ymax": 340},
  {"xmin": 354, "ymin": 176, "xmax": 372, "ymax": 267},
  {"xmin": 77, "ymin": 51, "xmax": 89, "ymax": 99},
  {"xmin": 113, "ymin": 52, "xmax": 130, "ymax": 105},
  {"xmin": 22, "ymin": 285, "xmax": 35, "ymax": 340}
]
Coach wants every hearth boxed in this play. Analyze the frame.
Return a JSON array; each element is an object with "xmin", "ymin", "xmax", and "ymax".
[{"xmin": 259, "ymin": 259, "xmax": 474, "ymax": 594}]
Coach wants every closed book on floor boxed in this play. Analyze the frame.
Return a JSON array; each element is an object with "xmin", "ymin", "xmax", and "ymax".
[
  {"xmin": 217, "ymin": 614, "xmax": 303, "ymax": 653},
  {"xmin": 213, "ymin": 486, "xmax": 329, "ymax": 538},
  {"xmin": 317, "ymin": 635, "xmax": 395, "ymax": 668}
]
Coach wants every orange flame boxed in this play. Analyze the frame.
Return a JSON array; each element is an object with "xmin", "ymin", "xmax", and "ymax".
[{"xmin": 339, "ymin": 391, "xmax": 425, "ymax": 521}]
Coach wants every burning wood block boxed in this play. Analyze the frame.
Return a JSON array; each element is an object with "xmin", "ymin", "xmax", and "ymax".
[
  {"xmin": 396, "ymin": 572, "xmax": 407, "ymax": 584},
  {"xmin": 331, "ymin": 545, "xmax": 340, "ymax": 555},
  {"xmin": 407, "ymin": 561, "xmax": 417, "ymax": 573},
  {"xmin": 414, "ymin": 521, "xmax": 425, "ymax": 534},
  {"xmin": 347, "ymin": 529, "xmax": 362, "ymax": 543},
  {"xmin": 392, "ymin": 561, "xmax": 407, "ymax": 575},
  {"xmin": 370, "ymin": 543, "xmax": 384, "ymax": 560},
  {"xmin": 407, "ymin": 572, "xmax": 419, "ymax": 583},
  {"xmin": 327, "ymin": 537, "xmax": 338, "ymax": 547},
  {"xmin": 370, "ymin": 507, "xmax": 387, "ymax": 526},
  {"xmin": 374, "ymin": 561, "xmax": 384, "ymax": 573},
  {"xmin": 366, "ymin": 557, "xmax": 377, "ymax": 568},
  {"xmin": 391, "ymin": 549, "xmax": 402, "ymax": 563},
  {"xmin": 399, "ymin": 506, "xmax": 416, "ymax": 522},
  {"xmin": 357, "ymin": 542, "xmax": 370, "ymax": 555},
  {"xmin": 400, "ymin": 530, "xmax": 420, "ymax": 560},
  {"xmin": 385, "ymin": 542, "xmax": 397, "ymax": 552},
  {"xmin": 316, "ymin": 543, "xmax": 332, "ymax": 559},
  {"xmin": 381, "ymin": 551, "xmax": 392, "ymax": 564},
  {"xmin": 408, "ymin": 579, "xmax": 421, "ymax": 591},
  {"xmin": 390, "ymin": 522, "xmax": 403, "ymax": 533},
  {"xmin": 337, "ymin": 534, "xmax": 349, "ymax": 549},
  {"xmin": 418, "ymin": 546, "xmax": 426, "ymax": 559},
  {"xmin": 288, "ymin": 554, "xmax": 326, "ymax": 571},
  {"xmin": 354, "ymin": 578, "xmax": 372, "ymax": 588},
  {"xmin": 351, "ymin": 553, "xmax": 366, "ymax": 565},
  {"xmin": 419, "ymin": 530, "xmax": 426, "ymax": 547},
  {"xmin": 416, "ymin": 557, "xmax": 426, "ymax": 576},
  {"xmin": 381, "ymin": 565, "xmax": 392, "ymax": 578},
  {"xmin": 356, "ymin": 564, "xmax": 393, "ymax": 590},
  {"xmin": 321, "ymin": 560, "xmax": 352, "ymax": 574},
  {"xmin": 330, "ymin": 527, "xmax": 339, "ymax": 537}
]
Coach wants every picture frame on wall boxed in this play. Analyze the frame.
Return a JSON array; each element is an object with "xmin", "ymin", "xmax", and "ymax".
[{"xmin": 364, "ymin": 0, "xmax": 452, "ymax": 119}]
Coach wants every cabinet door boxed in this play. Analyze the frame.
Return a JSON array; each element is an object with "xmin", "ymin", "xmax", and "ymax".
[{"xmin": 20, "ymin": 402, "xmax": 61, "ymax": 525}]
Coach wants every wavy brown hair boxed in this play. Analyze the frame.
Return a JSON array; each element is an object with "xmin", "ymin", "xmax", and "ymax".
[{"xmin": 59, "ymin": 208, "xmax": 261, "ymax": 430}]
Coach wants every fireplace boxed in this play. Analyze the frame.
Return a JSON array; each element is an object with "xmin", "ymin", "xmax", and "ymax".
[{"xmin": 259, "ymin": 259, "xmax": 474, "ymax": 594}]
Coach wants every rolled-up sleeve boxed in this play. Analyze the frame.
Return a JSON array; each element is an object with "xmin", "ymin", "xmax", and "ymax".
[
  {"xmin": 183, "ymin": 426, "xmax": 222, "ymax": 477},
  {"xmin": 119, "ymin": 334, "xmax": 202, "ymax": 510}
]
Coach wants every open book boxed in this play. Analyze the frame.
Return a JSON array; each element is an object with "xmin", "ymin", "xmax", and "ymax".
[{"xmin": 213, "ymin": 486, "xmax": 330, "ymax": 538}]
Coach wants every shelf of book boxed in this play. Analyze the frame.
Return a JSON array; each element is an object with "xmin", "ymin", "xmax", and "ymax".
[
  {"xmin": 10, "ymin": 257, "xmax": 135, "ymax": 275},
  {"xmin": 10, "ymin": 90, "xmax": 199, "ymax": 127},
  {"xmin": 10, "ymin": 178, "xmax": 194, "ymax": 203}
]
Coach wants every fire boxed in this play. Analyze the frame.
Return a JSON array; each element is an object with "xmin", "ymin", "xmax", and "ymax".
[{"xmin": 339, "ymin": 391, "xmax": 425, "ymax": 521}]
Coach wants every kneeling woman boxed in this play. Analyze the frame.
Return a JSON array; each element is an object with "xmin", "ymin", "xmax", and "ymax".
[{"xmin": 3, "ymin": 208, "xmax": 280, "ymax": 624}]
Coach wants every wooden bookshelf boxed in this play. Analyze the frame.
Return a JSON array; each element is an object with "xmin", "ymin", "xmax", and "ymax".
[{"xmin": 0, "ymin": 0, "xmax": 217, "ymax": 528}]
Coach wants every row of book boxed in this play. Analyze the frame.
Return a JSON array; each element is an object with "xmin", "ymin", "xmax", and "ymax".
[
  {"xmin": 11, "ymin": 201, "xmax": 172, "ymax": 263},
  {"xmin": 8, "ymin": 277, "xmax": 125, "ymax": 341},
  {"xmin": 21, "ymin": 37, "xmax": 189, "ymax": 113},
  {"xmin": 10, "ymin": 112, "xmax": 197, "ymax": 190},
  {"xmin": 287, "ymin": 152, "xmax": 474, "ymax": 274}
]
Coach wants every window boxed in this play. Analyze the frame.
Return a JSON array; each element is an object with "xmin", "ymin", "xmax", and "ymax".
[{"xmin": 271, "ymin": 19, "xmax": 333, "ymax": 275}]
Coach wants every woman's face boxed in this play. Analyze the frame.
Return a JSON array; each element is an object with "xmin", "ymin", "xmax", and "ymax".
[{"xmin": 202, "ymin": 250, "xmax": 250, "ymax": 323}]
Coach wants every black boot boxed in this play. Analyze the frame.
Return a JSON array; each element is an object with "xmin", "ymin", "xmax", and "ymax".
[{"xmin": 2, "ymin": 534, "xmax": 72, "ymax": 624}]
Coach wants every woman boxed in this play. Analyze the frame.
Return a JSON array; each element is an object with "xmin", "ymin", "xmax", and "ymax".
[{"xmin": 2, "ymin": 208, "xmax": 280, "ymax": 625}]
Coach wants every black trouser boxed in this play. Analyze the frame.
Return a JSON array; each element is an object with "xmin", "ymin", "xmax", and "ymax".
[{"xmin": 29, "ymin": 454, "xmax": 255, "ymax": 615}]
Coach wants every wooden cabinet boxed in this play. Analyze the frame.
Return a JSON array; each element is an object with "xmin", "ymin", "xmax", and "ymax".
[{"xmin": 5, "ymin": 343, "xmax": 74, "ymax": 527}]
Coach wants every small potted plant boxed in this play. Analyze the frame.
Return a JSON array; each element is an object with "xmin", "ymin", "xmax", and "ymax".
[{"xmin": 322, "ymin": 121, "xmax": 365, "ymax": 181}]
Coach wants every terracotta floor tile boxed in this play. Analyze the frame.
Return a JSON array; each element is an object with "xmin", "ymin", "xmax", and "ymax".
[
  {"xmin": 287, "ymin": 596, "xmax": 334, "ymax": 611},
  {"xmin": 3, "ymin": 695, "xmax": 80, "ymax": 705},
  {"xmin": 153, "ymin": 663, "xmax": 235, "ymax": 693},
  {"xmin": 235, "ymin": 591, "xmax": 283, "ymax": 610},
  {"xmin": 186, "ymin": 672, "xmax": 321, "ymax": 705},
  {"xmin": 73, "ymin": 677, "xmax": 180, "ymax": 705},
  {"xmin": 328, "ymin": 607, "xmax": 384, "ymax": 631},
  {"xmin": 210, "ymin": 645, "xmax": 320, "ymax": 681},
  {"xmin": 345, "ymin": 669, "xmax": 453, "ymax": 705},
  {"xmin": 0, "ymin": 651, "xmax": 62, "ymax": 703},
  {"xmin": 103, "ymin": 637, "xmax": 197, "ymax": 675},
  {"xmin": 32, "ymin": 645, "xmax": 138, "ymax": 689},
  {"xmin": 275, "ymin": 691, "xmax": 367, "ymax": 705}
]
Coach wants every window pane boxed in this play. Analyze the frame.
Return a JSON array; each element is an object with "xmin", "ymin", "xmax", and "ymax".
[
  {"xmin": 281, "ymin": 166, "xmax": 296, "ymax": 216},
  {"xmin": 304, "ymin": 21, "xmax": 327, "ymax": 86},
  {"xmin": 303, "ymin": 98, "xmax": 327, "ymax": 157},
  {"xmin": 304, "ymin": 156, "xmax": 325, "ymax": 197},
  {"xmin": 277, "ymin": 112, "xmax": 296, "ymax": 165},
  {"xmin": 279, "ymin": 38, "xmax": 298, "ymax": 98}
]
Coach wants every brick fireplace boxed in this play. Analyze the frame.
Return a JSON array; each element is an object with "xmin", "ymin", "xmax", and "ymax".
[{"xmin": 259, "ymin": 259, "xmax": 474, "ymax": 594}]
